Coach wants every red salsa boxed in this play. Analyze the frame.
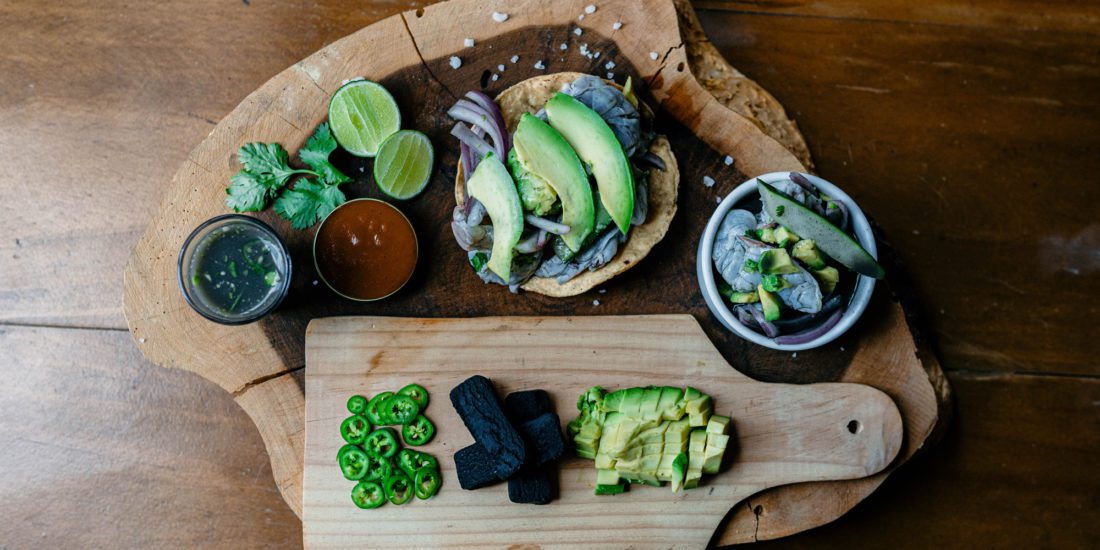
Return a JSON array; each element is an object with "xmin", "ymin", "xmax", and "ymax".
[{"xmin": 314, "ymin": 199, "xmax": 417, "ymax": 301}]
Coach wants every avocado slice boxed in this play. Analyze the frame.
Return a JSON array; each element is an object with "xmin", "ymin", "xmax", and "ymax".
[
  {"xmin": 811, "ymin": 266, "xmax": 840, "ymax": 295},
  {"xmin": 707, "ymin": 415, "xmax": 731, "ymax": 435},
  {"xmin": 465, "ymin": 154, "xmax": 523, "ymax": 280},
  {"xmin": 759, "ymin": 248, "xmax": 800, "ymax": 275},
  {"xmin": 792, "ymin": 239, "xmax": 827, "ymax": 270},
  {"xmin": 684, "ymin": 430, "xmax": 707, "ymax": 489},
  {"xmin": 774, "ymin": 226, "xmax": 799, "ymax": 247},
  {"xmin": 545, "ymin": 93, "xmax": 635, "ymax": 234},
  {"xmin": 758, "ymin": 284, "xmax": 782, "ymax": 322},
  {"xmin": 758, "ymin": 179, "xmax": 885, "ymax": 279},
  {"xmin": 727, "ymin": 290, "xmax": 760, "ymax": 304},
  {"xmin": 596, "ymin": 468, "xmax": 620, "ymax": 486},
  {"xmin": 657, "ymin": 387, "xmax": 685, "ymax": 420},
  {"xmin": 511, "ymin": 113, "xmax": 596, "ymax": 251},
  {"xmin": 702, "ymin": 433, "xmax": 730, "ymax": 474},
  {"xmin": 759, "ymin": 227, "xmax": 777, "ymax": 244}
]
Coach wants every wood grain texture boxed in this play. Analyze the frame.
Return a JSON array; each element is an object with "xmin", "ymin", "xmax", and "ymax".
[
  {"xmin": 0, "ymin": 325, "xmax": 301, "ymax": 548},
  {"xmin": 303, "ymin": 315, "xmax": 902, "ymax": 549}
]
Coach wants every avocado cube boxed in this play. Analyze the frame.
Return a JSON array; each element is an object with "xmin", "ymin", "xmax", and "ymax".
[
  {"xmin": 665, "ymin": 419, "xmax": 692, "ymax": 443},
  {"xmin": 689, "ymin": 409, "xmax": 712, "ymax": 428},
  {"xmin": 792, "ymin": 239, "xmax": 827, "ymax": 270},
  {"xmin": 670, "ymin": 452, "xmax": 688, "ymax": 492},
  {"xmin": 774, "ymin": 226, "xmax": 799, "ymax": 247},
  {"xmin": 760, "ymin": 248, "xmax": 800, "ymax": 275},
  {"xmin": 639, "ymin": 387, "xmax": 664, "ymax": 421},
  {"xmin": 656, "ymin": 387, "xmax": 684, "ymax": 420},
  {"xmin": 685, "ymin": 394, "xmax": 712, "ymax": 416},
  {"xmin": 684, "ymin": 449, "xmax": 705, "ymax": 490},
  {"xmin": 705, "ymin": 433, "xmax": 730, "ymax": 451},
  {"xmin": 596, "ymin": 468, "xmax": 620, "ymax": 486},
  {"xmin": 663, "ymin": 440, "xmax": 687, "ymax": 454},
  {"xmin": 689, "ymin": 429, "xmax": 708, "ymax": 453},
  {"xmin": 727, "ymin": 290, "xmax": 760, "ymax": 304},
  {"xmin": 594, "ymin": 452, "xmax": 615, "ymax": 470},
  {"xmin": 706, "ymin": 415, "xmax": 731, "ymax": 435},
  {"xmin": 702, "ymin": 450, "xmax": 725, "ymax": 475},
  {"xmin": 758, "ymin": 285, "xmax": 783, "ymax": 322},
  {"xmin": 811, "ymin": 266, "xmax": 840, "ymax": 295},
  {"xmin": 595, "ymin": 482, "xmax": 627, "ymax": 496},
  {"xmin": 759, "ymin": 227, "xmax": 777, "ymax": 244}
]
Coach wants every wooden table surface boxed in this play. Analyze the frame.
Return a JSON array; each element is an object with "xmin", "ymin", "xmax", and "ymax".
[{"xmin": 1, "ymin": 0, "xmax": 1096, "ymax": 547}]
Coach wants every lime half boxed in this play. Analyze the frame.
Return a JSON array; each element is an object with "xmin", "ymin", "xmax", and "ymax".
[
  {"xmin": 328, "ymin": 80, "xmax": 400, "ymax": 157},
  {"xmin": 373, "ymin": 130, "xmax": 434, "ymax": 200}
]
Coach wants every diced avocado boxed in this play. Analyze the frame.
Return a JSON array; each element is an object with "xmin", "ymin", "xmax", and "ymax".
[
  {"xmin": 465, "ymin": 153, "xmax": 523, "ymax": 280},
  {"xmin": 707, "ymin": 415, "xmax": 731, "ymax": 435},
  {"xmin": 812, "ymin": 266, "xmax": 840, "ymax": 295},
  {"xmin": 706, "ymin": 433, "xmax": 730, "ymax": 451},
  {"xmin": 759, "ymin": 179, "xmax": 885, "ymax": 279},
  {"xmin": 545, "ymin": 93, "xmax": 635, "ymax": 234},
  {"xmin": 774, "ymin": 226, "xmax": 799, "ymax": 247},
  {"xmin": 663, "ymin": 440, "xmax": 687, "ymax": 454},
  {"xmin": 508, "ymin": 148, "xmax": 558, "ymax": 216},
  {"xmin": 685, "ymin": 394, "xmax": 712, "ymax": 416},
  {"xmin": 727, "ymin": 290, "xmax": 760, "ymax": 304},
  {"xmin": 758, "ymin": 285, "xmax": 782, "ymax": 322},
  {"xmin": 595, "ymin": 482, "xmax": 627, "ymax": 495},
  {"xmin": 684, "ymin": 430, "xmax": 707, "ymax": 489},
  {"xmin": 657, "ymin": 387, "xmax": 685, "ymax": 420},
  {"xmin": 688, "ymin": 428, "xmax": 707, "ymax": 453},
  {"xmin": 670, "ymin": 452, "xmax": 688, "ymax": 492},
  {"xmin": 759, "ymin": 248, "xmax": 800, "ymax": 275},
  {"xmin": 622, "ymin": 476, "xmax": 661, "ymax": 487},
  {"xmin": 664, "ymin": 419, "xmax": 692, "ymax": 443},
  {"xmin": 792, "ymin": 239, "xmax": 827, "ymax": 270},
  {"xmin": 638, "ymin": 386, "xmax": 664, "ymax": 421},
  {"xmin": 759, "ymin": 227, "xmax": 777, "ymax": 244},
  {"xmin": 604, "ymin": 387, "xmax": 645, "ymax": 416},
  {"xmin": 596, "ymin": 468, "xmax": 620, "ymax": 486},
  {"xmin": 688, "ymin": 409, "xmax": 711, "ymax": 428},
  {"xmin": 511, "ymin": 113, "xmax": 596, "ymax": 251},
  {"xmin": 594, "ymin": 452, "xmax": 615, "ymax": 470},
  {"xmin": 702, "ymin": 433, "xmax": 730, "ymax": 474}
]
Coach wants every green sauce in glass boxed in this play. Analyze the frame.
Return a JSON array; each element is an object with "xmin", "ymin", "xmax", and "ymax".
[{"xmin": 188, "ymin": 224, "xmax": 286, "ymax": 316}]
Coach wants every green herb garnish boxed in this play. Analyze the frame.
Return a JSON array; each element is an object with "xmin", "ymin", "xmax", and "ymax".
[
  {"xmin": 228, "ymin": 261, "xmax": 237, "ymax": 277},
  {"xmin": 744, "ymin": 259, "xmax": 759, "ymax": 273},
  {"xmin": 761, "ymin": 273, "xmax": 782, "ymax": 292},
  {"xmin": 776, "ymin": 205, "xmax": 785, "ymax": 216},
  {"xmin": 264, "ymin": 271, "xmax": 279, "ymax": 287},
  {"xmin": 469, "ymin": 252, "xmax": 488, "ymax": 272}
]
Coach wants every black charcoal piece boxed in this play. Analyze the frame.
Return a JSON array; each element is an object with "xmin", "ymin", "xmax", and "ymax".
[
  {"xmin": 449, "ymin": 375, "xmax": 525, "ymax": 479},
  {"xmin": 507, "ymin": 466, "xmax": 553, "ymax": 504},
  {"xmin": 504, "ymin": 389, "xmax": 551, "ymax": 423},
  {"xmin": 519, "ymin": 412, "xmax": 566, "ymax": 466},
  {"xmin": 454, "ymin": 443, "xmax": 499, "ymax": 490}
]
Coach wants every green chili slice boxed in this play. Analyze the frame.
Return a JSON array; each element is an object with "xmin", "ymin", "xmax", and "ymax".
[
  {"xmin": 351, "ymin": 480, "xmax": 385, "ymax": 509},
  {"xmin": 364, "ymin": 427, "xmax": 399, "ymax": 459},
  {"xmin": 414, "ymin": 467, "xmax": 442, "ymax": 500},
  {"xmin": 346, "ymin": 394, "xmax": 369, "ymax": 415},
  {"xmin": 340, "ymin": 415, "xmax": 371, "ymax": 445},
  {"xmin": 381, "ymin": 395, "xmax": 420, "ymax": 426},
  {"xmin": 402, "ymin": 415, "xmax": 435, "ymax": 446},
  {"xmin": 397, "ymin": 383, "xmax": 429, "ymax": 408},
  {"xmin": 384, "ymin": 471, "xmax": 414, "ymax": 505},
  {"xmin": 362, "ymin": 452, "xmax": 392, "ymax": 482},
  {"xmin": 412, "ymin": 451, "xmax": 439, "ymax": 473},
  {"xmin": 337, "ymin": 445, "xmax": 370, "ymax": 481},
  {"xmin": 396, "ymin": 449, "xmax": 419, "ymax": 478},
  {"xmin": 365, "ymin": 392, "xmax": 393, "ymax": 425}
]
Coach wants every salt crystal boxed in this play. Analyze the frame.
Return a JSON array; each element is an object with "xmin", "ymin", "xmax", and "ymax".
[
  {"xmin": 703, "ymin": 175, "xmax": 715, "ymax": 187},
  {"xmin": 649, "ymin": 51, "xmax": 659, "ymax": 60},
  {"xmin": 312, "ymin": 280, "xmax": 319, "ymax": 286},
  {"xmin": 723, "ymin": 155, "xmax": 733, "ymax": 166},
  {"xmin": 585, "ymin": 4, "xmax": 597, "ymax": 14},
  {"xmin": 605, "ymin": 60, "xmax": 615, "ymax": 70},
  {"xmin": 464, "ymin": 38, "xmax": 475, "ymax": 47},
  {"xmin": 449, "ymin": 56, "xmax": 462, "ymax": 69},
  {"xmin": 606, "ymin": 72, "xmax": 614, "ymax": 79},
  {"xmin": 593, "ymin": 299, "xmax": 601, "ymax": 306},
  {"xmin": 578, "ymin": 14, "xmax": 584, "ymax": 20},
  {"xmin": 598, "ymin": 289, "xmax": 606, "ymax": 294},
  {"xmin": 912, "ymin": 229, "xmax": 920, "ymax": 235},
  {"xmin": 792, "ymin": 352, "xmax": 798, "ymax": 358},
  {"xmin": 491, "ymin": 73, "xmax": 499, "ymax": 82},
  {"xmin": 139, "ymin": 338, "xmax": 146, "ymax": 344},
  {"xmin": 840, "ymin": 346, "xmax": 846, "ymax": 351},
  {"xmin": 594, "ymin": 51, "xmax": 601, "ymax": 58},
  {"xmin": 574, "ymin": 27, "xmax": 583, "ymax": 36},
  {"xmin": 716, "ymin": 196, "xmax": 722, "ymax": 204},
  {"xmin": 510, "ymin": 55, "xmax": 519, "ymax": 63},
  {"xmin": 498, "ymin": 64, "xmax": 505, "ymax": 72},
  {"xmin": 492, "ymin": 11, "xmax": 508, "ymax": 22},
  {"xmin": 534, "ymin": 60, "xmax": 546, "ymax": 70},
  {"xmin": 612, "ymin": 21, "xmax": 622, "ymax": 30},
  {"xmin": 560, "ymin": 43, "xmax": 568, "ymax": 50}
]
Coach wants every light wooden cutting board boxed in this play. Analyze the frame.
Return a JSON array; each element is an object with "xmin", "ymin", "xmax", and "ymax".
[{"xmin": 303, "ymin": 315, "xmax": 902, "ymax": 548}]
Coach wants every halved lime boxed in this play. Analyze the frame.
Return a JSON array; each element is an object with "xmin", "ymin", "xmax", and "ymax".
[
  {"xmin": 328, "ymin": 80, "xmax": 401, "ymax": 157},
  {"xmin": 373, "ymin": 130, "xmax": 434, "ymax": 200}
]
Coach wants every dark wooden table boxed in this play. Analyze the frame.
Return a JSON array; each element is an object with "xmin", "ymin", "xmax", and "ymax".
[{"xmin": 1, "ymin": 1, "xmax": 1097, "ymax": 547}]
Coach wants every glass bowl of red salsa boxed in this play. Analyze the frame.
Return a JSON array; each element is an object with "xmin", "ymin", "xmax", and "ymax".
[{"xmin": 313, "ymin": 198, "xmax": 418, "ymax": 301}]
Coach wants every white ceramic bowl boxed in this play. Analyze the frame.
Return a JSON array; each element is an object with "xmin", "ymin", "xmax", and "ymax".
[{"xmin": 696, "ymin": 172, "xmax": 878, "ymax": 351}]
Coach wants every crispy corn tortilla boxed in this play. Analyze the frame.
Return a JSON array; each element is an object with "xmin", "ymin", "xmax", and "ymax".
[{"xmin": 455, "ymin": 72, "xmax": 679, "ymax": 297}]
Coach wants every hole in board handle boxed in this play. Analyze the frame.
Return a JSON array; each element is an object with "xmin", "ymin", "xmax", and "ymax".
[{"xmin": 846, "ymin": 420, "xmax": 862, "ymax": 434}]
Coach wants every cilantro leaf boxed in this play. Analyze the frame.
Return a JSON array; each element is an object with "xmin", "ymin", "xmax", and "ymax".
[
  {"xmin": 273, "ymin": 179, "xmax": 347, "ymax": 230},
  {"xmin": 298, "ymin": 123, "xmax": 351, "ymax": 186},
  {"xmin": 237, "ymin": 142, "xmax": 315, "ymax": 187},
  {"xmin": 226, "ymin": 170, "xmax": 274, "ymax": 212}
]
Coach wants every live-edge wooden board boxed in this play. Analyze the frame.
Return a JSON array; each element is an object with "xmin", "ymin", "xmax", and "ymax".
[
  {"xmin": 304, "ymin": 315, "xmax": 903, "ymax": 549},
  {"xmin": 121, "ymin": 0, "xmax": 951, "ymax": 543}
]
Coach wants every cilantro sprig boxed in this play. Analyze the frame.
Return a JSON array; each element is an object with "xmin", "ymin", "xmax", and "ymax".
[{"xmin": 225, "ymin": 122, "xmax": 351, "ymax": 229}]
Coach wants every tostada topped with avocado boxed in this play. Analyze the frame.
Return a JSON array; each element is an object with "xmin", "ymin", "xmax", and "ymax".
[{"xmin": 448, "ymin": 73, "xmax": 679, "ymax": 296}]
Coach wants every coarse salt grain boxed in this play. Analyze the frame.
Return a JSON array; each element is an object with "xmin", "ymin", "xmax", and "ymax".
[
  {"xmin": 612, "ymin": 21, "xmax": 622, "ymax": 30},
  {"xmin": 574, "ymin": 27, "xmax": 583, "ymax": 36},
  {"xmin": 492, "ymin": 11, "xmax": 508, "ymax": 22},
  {"xmin": 792, "ymin": 352, "xmax": 798, "ymax": 358},
  {"xmin": 510, "ymin": 55, "xmax": 519, "ymax": 63},
  {"xmin": 498, "ymin": 64, "xmax": 505, "ymax": 72},
  {"xmin": 649, "ymin": 51, "xmax": 659, "ymax": 60},
  {"xmin": 534, "ymin": 60, "xmax": 546, "ymax": 70},
  {"xmin": 605, "ymin": 60, "xmax": 615, "ymax": 70},
  {"xmin": 606, "ymin": 72, "xmax": 614, "ymax": 79},
  {"xmin": 703, "ymin": 176, "xmax": 715, "ymax": 187},
  {"xmin": 449, "ymin": 56, "xmax": 462, "ymax": 69},
  {"xmin": 578, "ymin": 14, "xmax": 584, "ymax": 20},
  {"xmin": 598, "ymin": 288, "xmax": 606, "ymax": 294},
  {"xmin": 491, "ymin": 73, "xmax": 499, "ymax": 81},
  {"xmin": 560, "ymin": 43, "xmax": 568, "ymax": 50},
  {"xmin": 716, "ymin": 196, "xmax": 722, "ymax": 204},
  {"xmin": 464, "ymin": 38, "xmax": 475, "ymax": 47},
  {"xmin": 585, "ymin": 4, "xmax": 597, "ymax": 14},
  {"xmin": 723, "ymin": 155, "xmax": 733, "ymax": 166},
  {"xmin": 139, "ymin": 338, "xmax": 146, "ymax": 343},
  {"xmin": 593, "ymin": 299, "xmax": 601, "ymax": 306}
]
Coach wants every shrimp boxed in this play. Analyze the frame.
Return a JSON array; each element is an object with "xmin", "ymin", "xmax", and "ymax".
[
  {"xmin": 777, "ymin": 265, "xmax": 823, "ymax": 313},
  {"xmin": 713, "ymin": 209, "xmax": 763, "ymax": 291}
]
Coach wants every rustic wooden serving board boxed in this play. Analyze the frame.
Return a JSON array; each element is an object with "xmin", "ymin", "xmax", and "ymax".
[
  {"xmin": 304, "ymin": 315, "xmax": 902, "ymax": 548},
  {"xmin": 122, "ymin": 0, "xmax": 951, "ymax": 543}
]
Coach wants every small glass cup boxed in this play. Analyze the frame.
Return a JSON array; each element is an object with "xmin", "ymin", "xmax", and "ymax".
[{"xmin": 177, "ymin": 214, "xmax": 292, "ymax": 325}]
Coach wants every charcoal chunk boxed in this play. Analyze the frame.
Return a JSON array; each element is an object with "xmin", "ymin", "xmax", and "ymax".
[
  {"xmin": 504, "ymin": 389, "xmax": 551, "ymax": 423},
  {"xmin": 450, "ymin": 375, "xmax": 525, "ymax": 479},
  {"xmin": 507, "ymin": 465, "xmax": 554, "ymax": 504},
  {"xmin": 519, "ymin": 412, "xmax": 566, "ymax": 466},
  {"xmin": 454, "ymin": 443, "xmax": 499, "ymax": 490}
]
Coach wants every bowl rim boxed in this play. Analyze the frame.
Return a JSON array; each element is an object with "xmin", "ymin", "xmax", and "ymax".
[
  {"xmin": 312, "ymin": 198, "xmax": 419, "ymax": 302},
  {"xmin": 696, "ymin": 171, "xmax": 878, "ymax": 351}
]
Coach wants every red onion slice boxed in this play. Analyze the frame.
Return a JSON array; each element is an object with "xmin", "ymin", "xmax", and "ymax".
[
  {"xmin": 774, "ymin": 307, "xmax": 844, "ymax": 345},
  {"xmin": 451, "ymin": 123, "xmax": 495, "ymax": 159},
  {"xmin": 524, "ymin": 214, "xmax": 570, "ymax": 235},
  {"xmin": 514, "ymin": 230, "xmax": 550, "ymax": 253},
  {"xmin": 747, "ymin": 306, "xmax": 780, "ymax": 338},
  {"xmin": 448, "ymin": 104, "xmax": 506, "ymax": 158},
  {"xmin": 464, "ymin": 91, "xmax": 511, "ymax": 152}
]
